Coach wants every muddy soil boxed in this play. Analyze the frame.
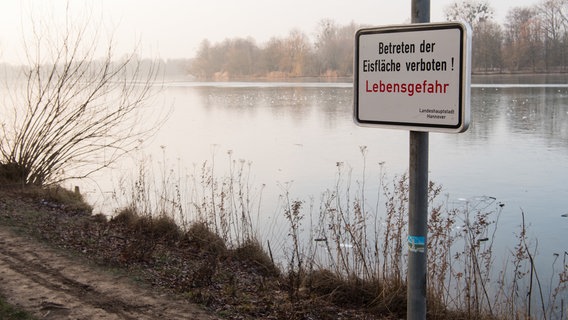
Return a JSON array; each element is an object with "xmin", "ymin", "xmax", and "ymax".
[{"xmin": 0, "ymin": 226, "xmax": 219, "ymax": 320}]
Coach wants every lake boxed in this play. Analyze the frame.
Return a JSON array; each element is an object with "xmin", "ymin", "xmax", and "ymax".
[{"xmin": 83, "ymin": 75, "xmax": 568, "ymax": 279}]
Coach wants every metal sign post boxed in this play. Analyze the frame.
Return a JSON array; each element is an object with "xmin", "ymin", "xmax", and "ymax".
[
  {"xmin": 408, "ymin": 129, "xmax": 428, "ymax": 319},
  {"xmin": 353, "ymin": 1, "xmax": 471, "ymax": 319},
  {"xmin": 408, "ymin": 2, "xmax": 430, "ymax": 318}
]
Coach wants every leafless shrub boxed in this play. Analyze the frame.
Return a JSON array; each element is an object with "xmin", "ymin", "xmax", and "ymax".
[
  {"xmin": 0, "ymin": 3, "xmax": 165, "ymax": 186},
  {"xmin": 281, "ymin": 185, "xmax": 305, "ymax": 300},
  {"xmin": 187, "ymin": 222, "xmax": 227, "ymax": 257},
  {"xmin": 110, "ymin": 207, "xmax": 182, "ymax": 261},
  {"xmin": 114, "ymin": 150, "xmax": 263, "ymax": 249},
  {"xmin": 278, "ymin": 147, "xmax": 568, "ymax": 319},
  {"xmin": 110, "ymin": 144, "xmax": 567, "ymax": 318},
  {"xmin": 233, "ymin": 239, "xmax": 280, "ymax": 277}
]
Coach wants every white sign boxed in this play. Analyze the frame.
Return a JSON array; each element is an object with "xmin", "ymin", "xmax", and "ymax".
[{"xmin": 354, "ymin": 22, "xmax": 471, "ymax": 133}]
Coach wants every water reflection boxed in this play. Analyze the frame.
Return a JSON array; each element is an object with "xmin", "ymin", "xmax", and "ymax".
[
  {"xmin": 167, "ymin": 82, "xmax": 568, "ymax": 177},
  {"xmin": 193, "ymin": 86, "xmax": 354, "ymax": 128},
  {"xmin": 458, "ymin": 87, "xmax": 568, "ymax": 153},
  {"xmin": 51, "ymin": 77, "xmax": 566, "ymax": 315},
  {"xmin": 27, "ymin": 75, "xmax": 556, "ymax": 318},
  {"xmin": 80, "ymin": 79, "xmax": 568, "ymax": 287},
  {"xmin": 156, "ymin": 82, "xmax": 568, "ymax": 243},
  {"xmin": 473, "ymin": 73, "xmax": 568, "ymax": 84}
]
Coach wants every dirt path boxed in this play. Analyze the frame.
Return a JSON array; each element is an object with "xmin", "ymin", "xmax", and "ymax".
[{"xmin": 0, "ymin": 226, "xmax": 220, "ymax": 320}]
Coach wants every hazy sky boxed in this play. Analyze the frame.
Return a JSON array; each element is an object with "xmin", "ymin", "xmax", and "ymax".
[{"xmin": 0, "ymin": 0, "xmax": 539, "ymax": 64}]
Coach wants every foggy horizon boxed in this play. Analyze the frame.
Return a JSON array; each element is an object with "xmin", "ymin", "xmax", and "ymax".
[{"xmin": 0, "ymin": 0, "xmax": 538, "ymax": 65}]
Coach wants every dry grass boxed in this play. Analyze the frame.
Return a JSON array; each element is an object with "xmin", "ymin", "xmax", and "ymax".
[
  {"xmin": 2, "ymin": 183, "xmax": 94, "ymax": 215},
  {"xmin": 276, "ymin": 147, "xmax": 567, "ymax": 319},
  {"xmin": 233, "ymin": 239, "xmax": 279, "ymax": 277},
  {"xmin": 11, "ymin": 148, "xmax": 565, "ymax": 319},
  {"xmin": 107, "ymin": 149, "xmax": 567, "ymax": 319},
  {"xmin": 186, "ymin": 222, "xmax": 227, "ymax": 256},
  {"xmin": 0, "ymin": 162, "xmax": 30, "ymax": 187},
  {"xmin": 305, "ymin": 269, "xmax": 381, "ymax": 307}
]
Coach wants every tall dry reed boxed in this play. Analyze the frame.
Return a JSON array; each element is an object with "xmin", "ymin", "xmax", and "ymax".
[
  {"xmin": 278, "ymin": 146, "xmax": 567, "ymax": 319},
  {"xmin": 113, "ymin": 147, "xmax": 567, "ymax": 319},
  {"xmin": 113, "ymin": 149, "xmax": 263, "ymax": 249}
]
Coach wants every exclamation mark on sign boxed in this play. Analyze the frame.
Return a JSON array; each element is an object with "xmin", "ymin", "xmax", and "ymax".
[{"xmin": 451, "ymin": 57, "xmax": 454, "ymax": 70}]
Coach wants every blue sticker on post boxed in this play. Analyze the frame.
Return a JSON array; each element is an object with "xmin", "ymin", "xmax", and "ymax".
[{"xmin": 408, "ymin": 236, "xmax": 425, "ymax": 253}]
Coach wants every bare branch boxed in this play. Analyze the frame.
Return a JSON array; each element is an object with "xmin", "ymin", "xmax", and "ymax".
[{"xmin": 1, "ymin": 2, "xmax": 166, "ymax": 186}]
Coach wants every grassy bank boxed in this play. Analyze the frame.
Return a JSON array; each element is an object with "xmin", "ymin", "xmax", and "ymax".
[
  {"xmin": 0, "ymin": 185, "xmax": 471, "ymax": 319},
  {"xmin": 0, "ymin": 187, "xmax": 384, "ymax": 319},
  {"xmin": 106, "ymin": 151, "xmax": 567, "ymax": 319},
  {"xmin": 1, "ymin": 150, "xmax": 567, "ymax": 319}
]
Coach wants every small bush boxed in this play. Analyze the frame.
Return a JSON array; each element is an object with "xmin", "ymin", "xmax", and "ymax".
[
  {"xmin": 111, "ymin": 207, "xmax": 139, "ymax": 226},
  {"xmin": 41, "ymin": 186, "xmax": 93, "ymax": 214},
  {"xmin": 233, "ymin": 239, "xmax": 280, "ymax": 277},
  {"xmin": 0, "ymin": 162, "xmax": 30, "ymax": 186},
  {"xmin": 111, "ymin": 208, "xmax": 183, "ymax": 261},
  {"xmin": 10, "ymin": 184, "xmax": 93, "ymax": 214},
  {"xmin": 305, "ymin": 269, "xmax": 341, "ymax": 295},
  {"xmin": 116, "ymin": 210, "xmax": 182, "ymax": 241},
  {"xmin": 134, "ymin": 215, "xmax": 182, "ymax": 244},
  {"xmin": 187, "ymin": 222, "xmax": 227, "ymax": 257},
  {"xmin": 306, "ymin": 270, "xmax": 379, "ymax": 307}
]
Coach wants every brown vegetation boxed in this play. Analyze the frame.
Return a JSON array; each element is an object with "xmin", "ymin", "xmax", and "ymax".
[
  {"xmin": 2, "ymin": 137, "xmax": 568, "ymax": 320},
  {"xmin": 0, "ymin": 3, "xmax": 164, "ymax": 187},
  {"xmin": 0, "ymin": 187, "xmax": 392, "ymax": 319},
  {"xmin": 2, "ymin": 149, "xmax": 567, "ymax": 319},
  {"xmin": 188, "ymin": 0, "xmax": 568, "ymax": 79}
]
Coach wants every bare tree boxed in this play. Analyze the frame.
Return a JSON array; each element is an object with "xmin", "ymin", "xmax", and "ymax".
[
  {"xmin": 444, "ymin": 0, "xmax": 494, "ymax": 30},
  {"xmin": 503, "ymin": 6, "xmax": 543, "ymax": 71},
  {"xmin": 445, "ymin": 1, "xmax": 503, "ymax": 72},
  {"xmin": 313, "ymin": 19, "xmax": 359, "ymax": 77},
  {"xmin": 224, "ymin": 37, "xmax": 260, "ymax": 77},
  {"xmin": 261, "ymin": 37, "xmax": 287, "ymax": 75},
  {"xmin": 280, "ymin": 30, "xmax": 312, "ymax": 77},
  {"xmin": 313, "ymin": 19, "xmax": 341, "ymax": 76},
  {"xmin": 190, "ymin": 39, "xmax": 218, "ymax": 79},
  {"xmin": 0, "ymin": 4, "xmax": 164, "ymax": 186},
  {"xmin": 473, "ymin": 20, "xmax": 503, "ymax": 72},
  {"xmin": 538, "ymin": 0, "xmax": 568, "ymax": 70}
]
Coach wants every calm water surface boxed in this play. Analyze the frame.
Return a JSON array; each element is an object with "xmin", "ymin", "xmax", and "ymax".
[{"xmin": 86, "ymin": 75, "xmax": 568, "ymax": 273}]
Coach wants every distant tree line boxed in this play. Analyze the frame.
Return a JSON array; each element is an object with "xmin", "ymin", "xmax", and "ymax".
[
  {"xmin": 187, "ymin": 0, "xmax": 568, "ymax": 79},
  {"xmin": 188, "ymin": 19, "xmax": 359, "ymax": 79},
  {"xmin": 447, "ymin": 0, "xmax": 568, "ymax": 73}
]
